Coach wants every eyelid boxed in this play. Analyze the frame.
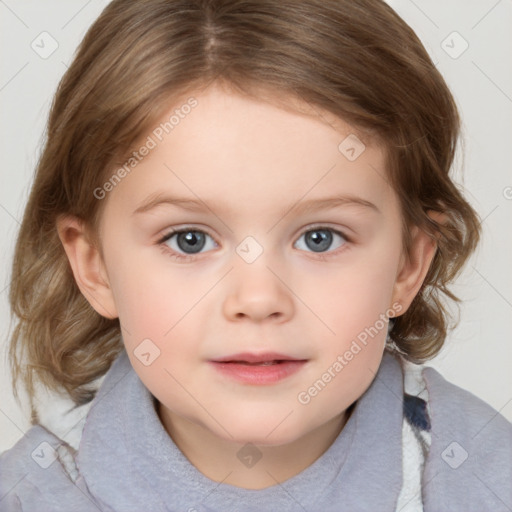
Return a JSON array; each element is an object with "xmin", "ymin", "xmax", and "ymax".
[
  {"xmin": 297, "ymin": 223, "xmax": 351, "ymax": 240},
  {"xmin": 157, "ymin": 225, "xmax": 219, "ymax": 244}
]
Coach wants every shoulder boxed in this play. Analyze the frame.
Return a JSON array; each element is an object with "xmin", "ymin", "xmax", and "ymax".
[
  {"xmin": 421, "ymin": 365, "xmax": 512, "ymax": 511},
  {"xmin": 422, "ymin": 365, "xmax": 512, "ymax": 441},
  {"xmin": 0, "ymin": 425, "xmax": 99, "ymax": 511}
]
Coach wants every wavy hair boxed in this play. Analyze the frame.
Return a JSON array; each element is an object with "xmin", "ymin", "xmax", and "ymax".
[{"xmin": 8, "ymin": 0, "xmax": 480, "ymax": 406}]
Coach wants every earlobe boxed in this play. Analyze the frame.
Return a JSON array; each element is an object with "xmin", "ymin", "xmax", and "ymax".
[
  {"xmin": 56, "ymin": 215, "xmax": 118, "ymax": 319},
  {"xmin": 391, "ymin": 224, "xmax": 437, "ymax": 315}
]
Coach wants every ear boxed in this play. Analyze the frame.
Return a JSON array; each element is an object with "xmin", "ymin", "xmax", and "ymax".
[
  {"xmin": 391, "ymin": 213, "xmax": 441, "ymax": 315},
  {"xmin": 56, "ymin": 215, "xmax": 118, "ymax": 319}
]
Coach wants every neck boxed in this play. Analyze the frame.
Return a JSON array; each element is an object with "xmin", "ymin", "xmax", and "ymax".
[{"xmin": 158, "ymin": 403, "xmax": 354, "ymax": 490}]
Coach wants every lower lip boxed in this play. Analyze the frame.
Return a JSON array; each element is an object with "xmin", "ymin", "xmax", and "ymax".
[{"xmin": 209, "ymin": 360, "xmax": 307, "ymax": 385}]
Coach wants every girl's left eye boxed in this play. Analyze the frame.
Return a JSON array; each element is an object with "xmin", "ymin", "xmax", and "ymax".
[
  {"xmin": 294, "ymin": 227, "xmax": 347, "ymax": 255},
  {"xmin": 158, "ymin": 226, "xmax": 348, "ymax": 261}
]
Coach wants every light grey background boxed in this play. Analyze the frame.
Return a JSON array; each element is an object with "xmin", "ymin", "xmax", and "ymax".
[{"xmin": 1, "ymin": 0, "xmax": 511, "ymax": 453}]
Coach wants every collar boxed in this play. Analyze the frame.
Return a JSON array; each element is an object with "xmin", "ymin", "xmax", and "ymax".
[{"xmin": 77, "ymin": 349, "xmax": 404, "ymax": 512}]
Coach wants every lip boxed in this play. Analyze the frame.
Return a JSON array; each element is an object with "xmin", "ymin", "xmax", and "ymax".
[
  {"xmin": 210, "ymin": 352, "xmax": 304, "ymax": 364},
  {"xmin": 209, "ymin": 352, "xmax": 308, "ymax": 385}
]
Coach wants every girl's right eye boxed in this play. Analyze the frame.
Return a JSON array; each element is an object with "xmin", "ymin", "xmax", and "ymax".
[{"xmin": 158, "ymin": 228, "xmax": 217, "ymax": 261}]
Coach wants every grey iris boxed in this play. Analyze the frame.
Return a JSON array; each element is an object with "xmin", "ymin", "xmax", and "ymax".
[
  {"xmin": 177, "ymin": 231, "xmax": 206, "ymax": 253},
  {"xmin": 306, "ymin": 229, "xmax": 332, "ymax": 252}
]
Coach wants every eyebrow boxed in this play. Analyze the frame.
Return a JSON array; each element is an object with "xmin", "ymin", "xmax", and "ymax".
[{"xmin": 132, "ymin": 192, "xmax": 380, "ymax": 217}]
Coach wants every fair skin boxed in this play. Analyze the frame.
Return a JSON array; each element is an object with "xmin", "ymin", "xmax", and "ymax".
[{"xmin": 57, "ymin": 83, "xmax": 436, "ymax": 489}]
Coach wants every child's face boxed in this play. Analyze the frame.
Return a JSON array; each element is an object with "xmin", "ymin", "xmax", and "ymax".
[{"xmin": 85, "ymin": 84, "xmax": 429, "ymax": 446}]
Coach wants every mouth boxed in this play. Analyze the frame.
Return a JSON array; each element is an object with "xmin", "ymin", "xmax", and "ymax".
[
  {"xmin": 209, "ymin": 352, "xmax": 308, "ymax": 385},
  {"xmin": 211, "ymin": 352, "xmax": 306, "ymax": 364}
]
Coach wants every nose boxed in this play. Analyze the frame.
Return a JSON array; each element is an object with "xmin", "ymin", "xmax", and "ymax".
[{"xmin": 222, "ymin": 260, "xmax": 294, "ymax": 323}]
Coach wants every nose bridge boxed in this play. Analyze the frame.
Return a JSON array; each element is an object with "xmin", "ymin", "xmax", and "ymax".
[{"xmin": 222, "ymin": 238, "xmax": 294, "ymax": 322}]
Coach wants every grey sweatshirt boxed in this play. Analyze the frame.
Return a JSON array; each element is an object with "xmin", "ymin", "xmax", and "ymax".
[{"xmin": 1, "ymin": 350, "xmax": 511, "ymax": 511}]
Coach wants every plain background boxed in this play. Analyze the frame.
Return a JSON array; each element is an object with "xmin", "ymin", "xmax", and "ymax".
[{"xmin": 0, "ymin": 0, "xmax": 511, "ymax": 454}]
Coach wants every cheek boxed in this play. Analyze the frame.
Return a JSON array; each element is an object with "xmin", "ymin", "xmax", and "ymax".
[
  {"xmin": 299, "ymin": 241, "xmax": 401, "ymax": 396},
  {"xmin": 296, "ymin": 265, "xmax": 397, "ymax": 419},
  {"xmin": 306, "ymin": 246, "xmax": 400, "ymax": 339},
  {"xmin": 104, "ymin": 241, "xmax": 206, "ymax": 341}
]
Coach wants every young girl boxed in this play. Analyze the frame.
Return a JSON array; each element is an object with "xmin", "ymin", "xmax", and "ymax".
[{"xmin": 1, "ymin": 0, "xmax": 511, "ymax": 511}]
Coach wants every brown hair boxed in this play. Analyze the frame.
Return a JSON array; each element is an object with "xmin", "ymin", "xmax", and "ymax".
[{"xmin": 8, "ymin": 0, "xmax": 480, "ymax": 406}]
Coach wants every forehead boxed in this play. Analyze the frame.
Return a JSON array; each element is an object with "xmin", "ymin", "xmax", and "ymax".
[{"xmin": 104, "ymin": 84, "xmax": 394, "ymax": 219}]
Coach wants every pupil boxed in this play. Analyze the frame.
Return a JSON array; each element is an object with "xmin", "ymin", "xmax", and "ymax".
[{"xmin": 178, "ymin": 231, "xmax": 205, "ymax": 253}]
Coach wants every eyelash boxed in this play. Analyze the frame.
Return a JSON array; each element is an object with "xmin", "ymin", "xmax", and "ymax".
[{"xmin": 157, "ymin": 225, "xmax": 351, "ymax": 262}]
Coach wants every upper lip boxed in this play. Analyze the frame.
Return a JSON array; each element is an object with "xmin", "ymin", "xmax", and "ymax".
[{"xmin": 210, "ymin": 352, "xmax": 307, "ymax": 363}]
